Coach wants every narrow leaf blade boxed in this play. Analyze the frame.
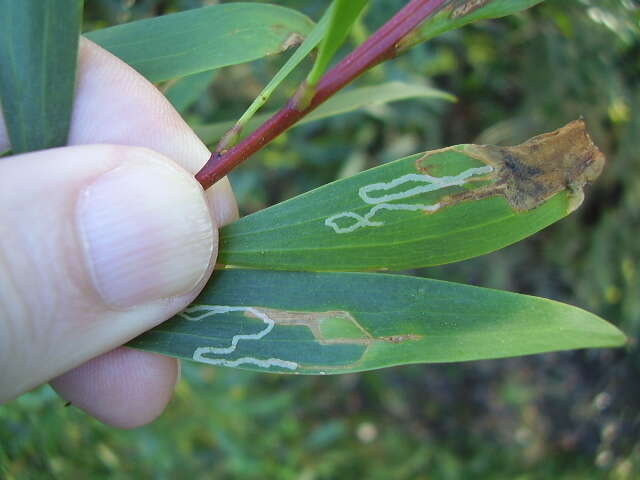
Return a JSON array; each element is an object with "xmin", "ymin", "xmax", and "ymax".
[
  {"xmin": 307, "ymin": 0, "xmax": 368, "ymax": 85},
  {"xmin": 219, "ymin": 121, "xmax": 604, "ymax": 271},
  {"xmin": 129, "ymin": 269, "xmax": 626, "ymax": 374},
  {"xmin": 85, "ymin": 3, "xmax": 314, "ymax": 82},
  {"xmin": 403, "ymin": 0, "xmax": 544, "ymax": 48},
  {"xmin": 0, "ymin": 0, "xmax": 82, "ymax": 154},
  {"xmin": 194, "ymin": 81, "xmax": 454, "ymax": 146},
  {"xmin": 232, "ymin": 6, "xmax": 333, "ymax": 130}
]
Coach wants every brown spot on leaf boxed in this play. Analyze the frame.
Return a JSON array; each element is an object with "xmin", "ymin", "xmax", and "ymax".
[
  {"xmin": 246, "ymin": 307, "xmax": 373, "ymax": 345},
  {"xmin": 380, "ymin": 334, "xmax": 423, "ymax": 343},
  {"xmin": 279, "ymin": 32, "xmax": 305, "ymax": 52},
  {"xmin": 416, "ymin": 119, "xmax": 605, "ymax": 214},
  {"xmin": 449, "ymin": 0, "xmax": 493, "ymax": 19},
  {"xmin": 245, "ymin": 308, "xmax": 422, "ymax": 346}
]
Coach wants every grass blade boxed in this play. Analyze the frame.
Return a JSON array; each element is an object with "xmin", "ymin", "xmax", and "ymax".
[
  {"xmin": 129, "ymin": 269, "xmax": 626, "ymax": 374},
  {"xmin": 0, "ymin": 0, "xmax": 82, "ymax": 154},
  {"xmin": 401, "ymin": 0, "xmax": 544, "ymax": 49},
  {"xmin": 194, "ymin": 81, "xmax": 454, "ymax": 146},
  {"xmin": 215, "ymin": 6, "xmax": 334, "ymax": 151},
  {"xmin": 234, "ymin": 7, "xmax": 333, "ymax": 128},
  {"xmin": 306, "ymin": 0, "xmax": 369, "ymax": 86}
]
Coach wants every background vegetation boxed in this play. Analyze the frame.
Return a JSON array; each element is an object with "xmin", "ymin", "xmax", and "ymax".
[{"xmin": 1, "ymin": 0, "xmax": 639, "ymax": 478}]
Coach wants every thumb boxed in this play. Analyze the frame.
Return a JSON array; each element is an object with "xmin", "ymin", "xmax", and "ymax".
[{"xmin": 0, "ymin": 144, "xmax": 216, "ymax": 402}]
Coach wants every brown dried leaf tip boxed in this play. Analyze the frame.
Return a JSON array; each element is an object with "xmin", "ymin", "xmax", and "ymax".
[{"xmin": 418, "ymin": 119, "xmax": 606, "ymax": 214}]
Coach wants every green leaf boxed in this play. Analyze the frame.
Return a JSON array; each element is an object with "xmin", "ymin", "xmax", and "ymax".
[
  {"xmin": 0, "ymin": 0, "xmax": 82, "ymax": 154},
  {"xmin": 164, "ymin": 70, "xmax": 217, "ymax": 114},
  {"xmin": 85, "ymin": 3, "xmax": 314, "ymax": 82},
  {"xmin": 242, "ymin": 10, "xmax": 331, "ymax": 119},
  {"xmin": 194, "ymin": 81, "xmax": 454, "ymax": 146},
  {"xmin": 401, "ymin": 0, "xmax": 544, "ymax": 49},
  {"xmin": 306, "ymin": 0, "xmax": 369, "ymax": 86},
  {"xmin": 218, "ymin": 120, "xmax": 604, "ymax": 271},
  {"xmin": 219, "ymin": 7, "xmax": 331, "ymax": 148},
  {"xmin": 129, "ymin": 269, "xmax": 626, "ymax": 374}
]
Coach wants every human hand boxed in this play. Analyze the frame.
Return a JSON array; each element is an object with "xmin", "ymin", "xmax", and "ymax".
[{"xmin": 0, "ymin": 39, "xmax": 237, "ymax": 427}]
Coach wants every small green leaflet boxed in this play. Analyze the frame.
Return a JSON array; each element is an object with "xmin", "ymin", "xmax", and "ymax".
[
  {"xmin": 86, "ymin": 3, "xmax": 314, "ymax": 82},
  {"xmin": 219, "ymin": 121, "xmax": 603, "ymax": 272},
  {"xmin": 230, "ymin": 5, "xmax": 334, "ymax": 133},
  {"xmin": 129, "ymin": 269, "xmax": 626, "ymax": 374},
  {"xmin": 306, "ymin": 0, "xmax": 369, "ymax": 86},
  {"xmin": 194, "ymin": 81, "xmax": 454, "ymax": 146},
  {"xmin": 0, "ymin": 0, "xmax": 82, "ymax": 154}
]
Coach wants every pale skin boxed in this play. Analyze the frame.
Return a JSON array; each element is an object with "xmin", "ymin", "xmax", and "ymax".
[{"xmin": 0, "ymin": 39, "xmax": 238, "ymax": 428}]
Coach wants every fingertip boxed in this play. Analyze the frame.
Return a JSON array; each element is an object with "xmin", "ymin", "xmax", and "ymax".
[
  {"xmin": 51, "ymin": 348, "xmax": 179, "ymax": 429},
  {"xmin": 206, "ymin": 176, "xmax": 239, "ymax": 227},
  {"xmin": 73, "ymin": 38, "xmax": 239, "ymax": 229}
]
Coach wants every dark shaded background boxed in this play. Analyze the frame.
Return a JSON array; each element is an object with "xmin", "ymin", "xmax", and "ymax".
[{"xmin": 2, "ymin": 0, "xmax": 639, "ymax": 478}]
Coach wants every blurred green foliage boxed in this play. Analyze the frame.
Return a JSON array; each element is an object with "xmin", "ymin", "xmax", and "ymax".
[{"xmin": 2, "ymin": 0, "xmax": 639, "ymax": 478}]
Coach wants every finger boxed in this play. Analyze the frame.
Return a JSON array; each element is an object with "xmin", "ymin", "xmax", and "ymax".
[
  {"xmin": 50, "ymin": 348, "xmax": 179, "ymax": 429},
  {"xmin": 68, "ymin": 38, "xmax": 239, "ymax": 227},
  {"xmin": 0, "ymin": 38, "xmax": 238, "ymax": 226},
  {"xmin": 0, "ymin": 145, "xmax": 215, "ymax": 403},
  {"xmin": 52, "ymin": 39, "xmax": 239, "ymax": 426},
  {"xmin": 0, "ymin": 114, "xmax": 7, "ymax": 153},
  {"xmin": 1, "ymin": 37, "xmax": 238, "ymax": 427}
]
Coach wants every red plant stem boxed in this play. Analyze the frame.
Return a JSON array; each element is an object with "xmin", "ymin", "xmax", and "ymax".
[{"xmin": 196, "ymin": 0, "xmax": 451, "ymax": 190}]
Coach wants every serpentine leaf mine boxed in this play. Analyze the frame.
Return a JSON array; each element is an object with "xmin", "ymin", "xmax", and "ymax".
[{"xmin": 325, "ymin": 119, "xmax": 604, "ymax": 234}]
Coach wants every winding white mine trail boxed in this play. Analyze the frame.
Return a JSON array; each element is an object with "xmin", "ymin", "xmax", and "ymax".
[
  {"xmin": 325, "ymin": 165, "xmax": 494, "ymax": 234},
  {"xmin": 180, "ymin": 305, "xmax": 298, "ymax": 370}
]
